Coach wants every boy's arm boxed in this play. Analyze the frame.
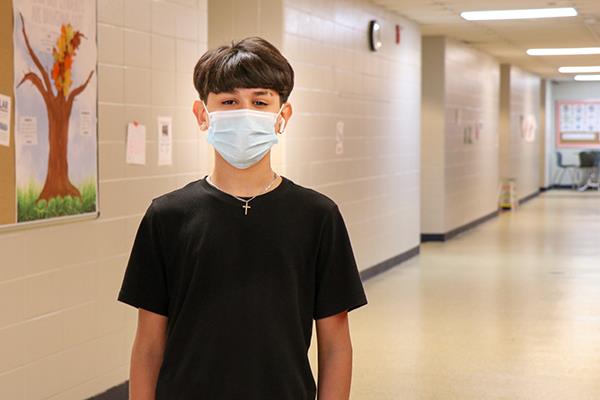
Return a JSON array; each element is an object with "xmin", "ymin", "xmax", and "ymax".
[
  {"xmin": 129, "ymin": 308, "xmax": 168, "ymax": 400},
  {"xmin": 315, "ymin": 310, "xmax": 353, "ymax": 400}
]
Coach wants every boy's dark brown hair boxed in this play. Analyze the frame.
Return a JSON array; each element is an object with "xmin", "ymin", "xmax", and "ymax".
[{"xmin": 193, "ymin": 36, "xmax": 294, "ymax": 104}]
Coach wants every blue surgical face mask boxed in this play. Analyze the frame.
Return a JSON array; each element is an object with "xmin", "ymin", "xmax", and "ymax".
[{"xmin": 202, "ymin": 101, "xmax": 286, "ymax": 169}]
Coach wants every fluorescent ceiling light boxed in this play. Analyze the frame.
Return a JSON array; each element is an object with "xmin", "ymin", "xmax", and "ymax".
[
  {"xmin": 559, "ymin": 66, "xmax": 600, "ymax": 73},
  {"xmin": 574, "ymin": 75, "xmax": 600, "ymax": 81},
  {"xmin": 527, "ymin": 47, "xmax": 600, "ymax": 56},
  {"xmin": 461, "ymin": 7, "xmax": 577, "ymax": 21}
]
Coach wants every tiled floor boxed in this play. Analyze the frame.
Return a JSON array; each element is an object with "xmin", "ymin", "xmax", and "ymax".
[{"xmin": 310, "ymin": 191, "xmax": 600, "ymax": 399}]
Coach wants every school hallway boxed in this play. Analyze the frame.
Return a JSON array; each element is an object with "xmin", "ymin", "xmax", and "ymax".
[
  {"xmin": 5, "ymin": 0, "xmax": 600, "ymax": 398},
  {"xmin": 310, "ymin": 191, "xmax": 600, "ymax": 400}
]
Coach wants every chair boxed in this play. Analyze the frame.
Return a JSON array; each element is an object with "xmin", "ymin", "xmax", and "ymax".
[
  {"xmin": 553, "ymin": 152, "xmax": 579, "ymax": 189},
  {"xmin": 577, "ymin": 151, "xmax": 600, "ymax": 191}
]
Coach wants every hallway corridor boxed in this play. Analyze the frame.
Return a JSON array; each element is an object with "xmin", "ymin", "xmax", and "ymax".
[{"xmin": 327, "ymin": 192, "xmax": 600, "ymax": 399}]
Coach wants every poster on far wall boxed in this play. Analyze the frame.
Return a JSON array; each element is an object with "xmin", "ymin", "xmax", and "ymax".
[
  {"xmin": 521, "ymin": 114, "xmax": 537, "ymax": 143},
  {"xmin": 12, "ymin": 0, "xmax": 97, "ymax": 223},
  {"xmin": 556, "ymin": 100, "xmax": 600, "ymax": 148}
]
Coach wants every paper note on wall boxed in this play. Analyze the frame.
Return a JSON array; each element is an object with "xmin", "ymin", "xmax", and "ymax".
[
  {"xmin": 157, "ymin": 116, "xmax": 173, "ymax": 166},
  {"xmin": 521, "ymin": 114, "xmax": 537, "ymax": 142},
  {"xmin": 80, "ymin": 110, "xmax": 92, "ymax": 136},
  {"xmin": 0, "ymin": 94, "xmax": 10, "ymax": 147},
  {"xmin": 126, "ymin": 122, "xmax": 146, "ymax": 165},
  {"xmin": 19, "ymin": 116, "xmax": 37, "ymax": 145},
  {"xmin": 335, "ymin": 121, "xmax": 344, "ymax": 155}
]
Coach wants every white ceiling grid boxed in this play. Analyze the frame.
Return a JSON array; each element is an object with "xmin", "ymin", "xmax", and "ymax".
[{"xmin": 370, "ymin": 0, "xmax": 600, "ymax": 78}]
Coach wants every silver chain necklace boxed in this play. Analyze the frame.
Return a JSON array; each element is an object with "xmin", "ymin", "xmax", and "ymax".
[{"xmin": 206, "ymin": 172, "xmax": 279, "ymax": 215}]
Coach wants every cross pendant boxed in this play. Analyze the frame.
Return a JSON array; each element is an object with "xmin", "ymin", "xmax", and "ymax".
[{"xmin": 242, "ymin": 202, "xmax": 251, "ymax": 215}]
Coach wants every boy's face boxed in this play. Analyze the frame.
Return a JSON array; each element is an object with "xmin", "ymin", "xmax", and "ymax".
[{"xmin": 192, "ymin": 88, "xmax": 292, "ymax": 134}]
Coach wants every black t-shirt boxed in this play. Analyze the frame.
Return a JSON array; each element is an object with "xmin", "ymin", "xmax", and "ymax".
[{"xmin": 117, "ymin": 174, "xmax": 368, "ymax": 400}]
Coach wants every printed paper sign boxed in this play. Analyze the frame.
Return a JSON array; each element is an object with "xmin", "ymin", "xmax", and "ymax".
[
  {"xmin": 0, "ymin": 94, "xmax": 11, "ymax": 147},
  {"xmin": 19, "ymin": 116, "xmax": 38, "ymax": 145},
  {"xmin": 335, "ymin": 120, "xmax": 344, "ymax": 155},
  {"xmin": 126, "ymin": 122, "xmax": 146, "ymax": 165},
  {"xmin": 157, "ymin": 116, "xmax": 173, "ymax": 166},
  {"xmin": 80, "ymin": 110, "xmax": 92, "ymax": 136}
]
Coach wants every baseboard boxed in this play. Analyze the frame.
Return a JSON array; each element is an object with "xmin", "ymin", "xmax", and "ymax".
[
  {"xmin": 520, "ymin": 190, "xmax": 540, "ymax": 204},
  {"xmin": 420, "ymin": 233, "xmax": 446, "ymax": 242},
  {"xmin": 359, "ymin": 245, "xmax": 420, "ymax": 281},
  {"xmin": 421, "ymin": 210, "xmax": 499, "ymax": 242},
  {"xmin": 548, "ymin": 184, "xmax": 578, "ymax": 190}
]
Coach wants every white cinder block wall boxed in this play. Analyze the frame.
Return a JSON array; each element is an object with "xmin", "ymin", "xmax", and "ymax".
[
  {"xmin": 500, "ymin": 65, "xmax": 542, "ymax": 200},
  {"xmin": 0, "ymin": 1, "xmax": 208, "ymax": 399},
  {"xmin": 443, "ymin": 39, "xmax": 499, "ymax": 232},
  {"xmin": 420, "ymin": 37, "xmax": 446, "ymax": 234},
  {"xmin": 282, "ymin": 0, "xmax": 422, "ymax": 269},
  {"xmin": 421, "ymin": 37, "xmax": 500, "ymax": 235}
]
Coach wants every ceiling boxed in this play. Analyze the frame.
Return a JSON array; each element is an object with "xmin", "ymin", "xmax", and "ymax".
[{"xmin": 371, "ymin": 0, "xmax": 600, "ymax": 79}]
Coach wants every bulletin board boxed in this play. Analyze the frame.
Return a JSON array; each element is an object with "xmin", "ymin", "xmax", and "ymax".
[
  {"xmin": 0, "ymin": 0, "xmax": 99, "ymax": 232},
  {"xmin": 556, "ymin": 100, "xmax": 600, "ymax": 149}
]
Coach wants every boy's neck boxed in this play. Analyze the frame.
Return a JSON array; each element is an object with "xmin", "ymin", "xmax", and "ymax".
[{"xmin": 209, "ymin": 151, "xmax": 282, "ymax": 197}]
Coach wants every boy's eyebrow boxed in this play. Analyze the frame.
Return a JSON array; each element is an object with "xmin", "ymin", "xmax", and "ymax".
[
  {"xmin": 225, "ymin": 89, "xmax": 273, "ymax": 96},
  {"xmin": 249, "ymin": 90, "xmax": 272, "ymax": 96}
]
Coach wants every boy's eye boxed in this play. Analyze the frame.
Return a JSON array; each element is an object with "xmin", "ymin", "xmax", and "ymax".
[
  {"xmin": 254, "ymin": 100, "xmax": 268, "ymax": 106},
  {"xmin": 222, "ymin": 100, "xmax": 237, "ymax": 105}
]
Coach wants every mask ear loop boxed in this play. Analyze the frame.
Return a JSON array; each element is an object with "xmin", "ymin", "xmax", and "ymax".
[
  {"xmin": 200, "ymin": 100, "xmax": 210, "ymax": 130},
  {"xmin": 275, "ymin": 103, "xmax": 287, "ymax": 134}
]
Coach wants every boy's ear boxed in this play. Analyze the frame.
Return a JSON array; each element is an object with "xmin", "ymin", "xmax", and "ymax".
[
  {"xmin": 277, "ymin": 103, "xmax": 293, "ymax": 134},
  {"xmin": 193, "ymin": 100, "xmax": 208, "ymax": 131}
]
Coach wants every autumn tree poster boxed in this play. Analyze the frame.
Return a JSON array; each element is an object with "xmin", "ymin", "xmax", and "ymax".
[{"xmin": 12, "ymin": 0, "xmax": 97, "ymax": 223}]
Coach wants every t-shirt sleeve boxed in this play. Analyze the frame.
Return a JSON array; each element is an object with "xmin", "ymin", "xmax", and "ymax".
[
  {"xmin": 117, "ymin": 200, "xmax": 170, "ymax": 317},
  {"xmin": 313, "ymin": 204, "xmax": 368, "ymax": 320}
]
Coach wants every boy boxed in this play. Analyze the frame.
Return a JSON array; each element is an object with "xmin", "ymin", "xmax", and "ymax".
[{"xmin": 117, "ymin": 36, "xmax": 368, "ymax": 400}]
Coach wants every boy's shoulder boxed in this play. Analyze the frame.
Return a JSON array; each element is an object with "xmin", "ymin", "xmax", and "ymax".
[
  {"xmin": 285, "ymin": 177, "xmax": 339, "ymax": 213},
  {"xmin": 147, "ymin": 178, "xmax": 204, "ymax": 217}
]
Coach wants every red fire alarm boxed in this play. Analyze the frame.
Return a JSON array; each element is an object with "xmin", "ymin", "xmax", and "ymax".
[{"xmin": 395, "ymin": 24, "xmax": 401, "ymax": 44}]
